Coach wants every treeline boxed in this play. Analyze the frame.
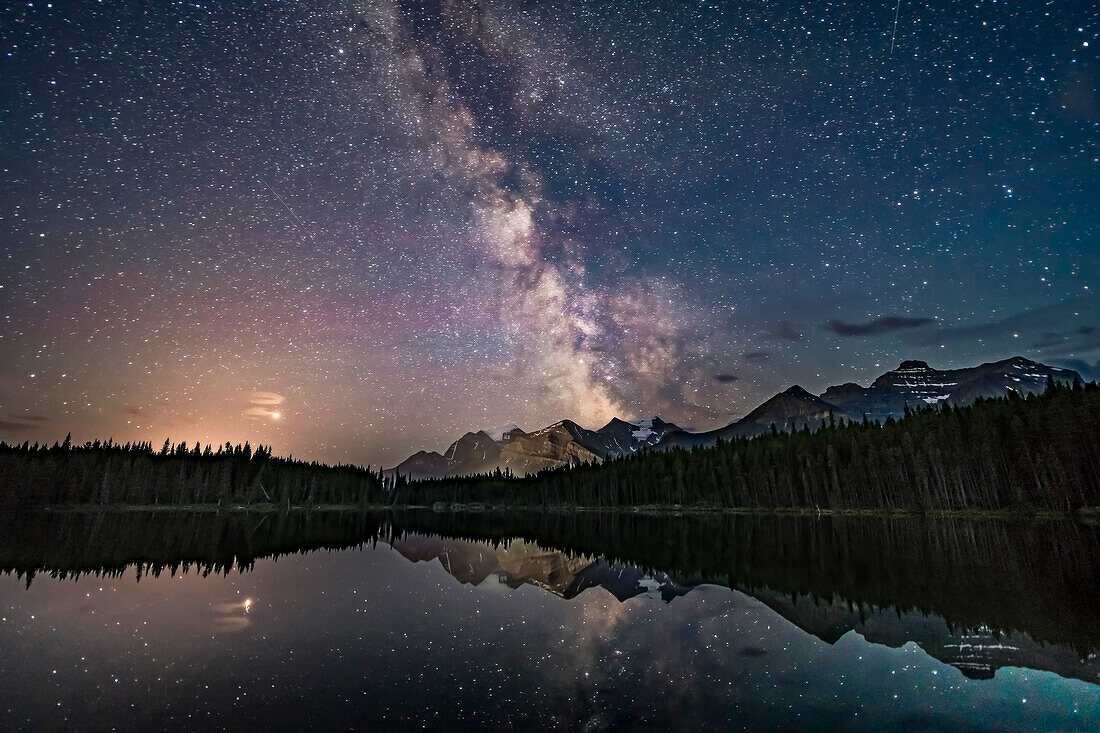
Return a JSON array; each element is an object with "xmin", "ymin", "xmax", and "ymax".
[
  {"xmin": 405, "ymin": 379, "xmax": 1100, "ymax": 513},
  {"xmin": 0, "ymin": 437, "xmax": 385, "ymax": 508},
  {"xmin": 2, "ymin": 379, "xmax": 1097, "ymax": 512}
]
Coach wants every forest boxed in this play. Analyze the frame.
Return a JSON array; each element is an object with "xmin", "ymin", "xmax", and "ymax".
[
  {"xmin": 0, "ymin": 437, "xmax": 385, "ymax": 508},
  {"xmin": 0, "ymin": 378, "xmax": 1097, "ymax": 513},
  {"xmin": 404, "ymin": 378, "xmax": 1100, "ymax": 513}
]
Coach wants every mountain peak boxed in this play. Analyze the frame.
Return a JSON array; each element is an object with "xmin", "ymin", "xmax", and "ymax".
[
  {"xmin": 600, "ymin": 417, "xmax": 637, "ymax": 431},
  {"xmin": 549, "ymin": 419, "xmax": 580, "ymax": 430},
  {"xmin": 441, "ymin": 430, "xmax": 500, "ymax": 467},
  {"xmin": 483, "ymin": 423, "xmax": 521, "ymax": 442},
  {"xmin": 897, "ymin": 360, "xmax": 932, "ymax": 371},
  {"xmin": 782, "ymin": 385, "xmax": 816, "ymax": 398}
]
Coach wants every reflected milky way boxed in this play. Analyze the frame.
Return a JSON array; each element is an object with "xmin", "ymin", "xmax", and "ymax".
[
  {"xmin": 0, "ymin": 511, "xmax": 1098, "ymax": 729},
  {"xmin": 1, "ymin": 532, "xmax": 1098, "ymax": 731}
]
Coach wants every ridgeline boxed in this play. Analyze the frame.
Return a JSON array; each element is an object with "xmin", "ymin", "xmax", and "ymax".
[
  {"xmin": 1, "ymin": 379, "xmax": 1097, "ymax": 515},
  {"xmin": 404, "ymin": 378, "xmax": 1100, "ymax": 515}
]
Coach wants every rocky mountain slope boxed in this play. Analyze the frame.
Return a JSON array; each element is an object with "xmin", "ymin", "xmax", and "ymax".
[
  {"xmin": 387, "ymin": 428, "xmax": 522, "ymax": 480},
  {"xmin": 820, "ymin": 356, "xmax": 1077, "ymax": 421},
  {"xmin": 387, "ymin": 356, "xmax": 1082, "ymax": 477},
  {"xmin": 656, "ymin": 356, "xmax": 1081, "ymax": 451},
  {"xmin": 496, "ymin": 421, "xmax": 604, "ymax": 476},
  {"xmin": 389, "ymin": 416, "xmax": 682, "ymax": 480},
  {"xmin": 659, "ymin": 385, "xmax": 838, "ymax": 450},
  {"xmin": 590, "ymin": 417, "xmax": 681, "ymax": 455}
]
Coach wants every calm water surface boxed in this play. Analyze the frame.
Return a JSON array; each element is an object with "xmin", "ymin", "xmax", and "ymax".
[{"xmin": 0, "ymin": 511, "xmax": 1098, "ymax": 731}]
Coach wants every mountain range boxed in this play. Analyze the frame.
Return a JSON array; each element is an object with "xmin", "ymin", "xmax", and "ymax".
[
  {"xmin": 387, "ymin": 356, "xmax": 1081, "ymax": 479},
  {"xmin": 386, "ymin": 417, "xmax": 682, "ymax": 480},
  {"xmin": 391, "ymin": 533, "xmax": 1100, "ymax": 685}
]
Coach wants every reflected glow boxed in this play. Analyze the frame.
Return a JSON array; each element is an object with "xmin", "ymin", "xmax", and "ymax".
[{"xmin": 0, "ymin": 519, "xmax": 1098, "ymax": 729}]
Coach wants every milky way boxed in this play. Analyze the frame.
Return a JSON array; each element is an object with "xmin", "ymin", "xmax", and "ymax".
[{"xmin": 0, "ymin": 1, "xmax": 1097, "ymax": 465}]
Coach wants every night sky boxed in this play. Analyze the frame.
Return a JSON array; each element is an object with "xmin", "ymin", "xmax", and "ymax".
[{"xmin": 1, "ymin": 1, "xmax": 1097, "ymax": 466}]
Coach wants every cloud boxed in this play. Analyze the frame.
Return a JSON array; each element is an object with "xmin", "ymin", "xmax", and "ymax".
[
  {"xmin": 0, "ymin": 420, "xmax": 37, "ymax": 433},
  {"xmin": 1032, "ymin": 325, "xmax": 1096, "ymax": 349},
  {"xmin": 824, "ymin": 316, "xmax": 934, "ymax": 337},
  {"xmin": 244, "ymin": 392, "xmax": 285, "ymax": 421},
  {"xmin": 742, "ymin": 351, "xmax": 771, "ymax": 362},
  {"xmin": 907, "ymin": 296, "xmax": 1099, "ymax": 358},
  {"xmin": 0, "ymin": 414, "xmax": 50, "ymax": 434},
  {"xmin": 1048, "ymin": 359, "xmax": 1099, "ymax": 382},
  {"xmin": 770, "ymin": 321, "xmax": 804, "ymax": 341},
  {"xmin": 712, "ymin": 374, "xmax": 739, "ymax": 383}
]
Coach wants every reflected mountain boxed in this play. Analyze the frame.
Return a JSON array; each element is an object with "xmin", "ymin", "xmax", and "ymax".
[
  {"xmin": 391, "ymin": 534, "xmax": 696, "ymax": 602},
  {"xmin": 389, "ymin": 530, "xmax": 1100, "ymax": 685},
  {"xmin": 752, "ymin": 589, "xmax": 1100, "ymax": 684},
  {"xmin": 1, "ymin": 508, "xmax": 1098, "ymax": 686}
]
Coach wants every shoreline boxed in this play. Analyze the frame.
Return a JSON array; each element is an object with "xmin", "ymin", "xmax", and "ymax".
[{"xmin": 32, "ymin": 502, "xmax": 1093, "ymax": 522}]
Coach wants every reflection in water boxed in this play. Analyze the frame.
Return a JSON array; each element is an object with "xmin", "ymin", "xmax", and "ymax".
[
  {"xmin": 390, "ymin": 532, "xmax": 1100, "ymax": 685},
  {"xmin": 0, "ymin": 509, "xmax": 1098, "ymax": 729},
  {"xmin": 212, "ymin": 598, "xmax": 253, "ymax": 633},
  {"xmin": 390, "ymin": 535, "xmax": 695, "ymax": 602}
]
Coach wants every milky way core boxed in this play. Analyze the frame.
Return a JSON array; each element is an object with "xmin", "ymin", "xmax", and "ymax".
[{"xmin": 1, "ymin": 1, "xmax": 1096, "ymax": 465}]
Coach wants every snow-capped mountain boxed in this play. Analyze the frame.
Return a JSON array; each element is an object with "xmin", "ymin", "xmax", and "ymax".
[
  {"xmin": 387, "ymin": 356, "xmax": 1083, "ymax": 477},
  {"xmin": 483, "ymin": 423, "xmax": 523, "ymax": 443},
  {"xmin": 820, "ymin": 356, "xmax": 1079, "ymax": 422},
  {"xmin": 656, "ymin": 356, "xmax": 1080, "ymax": 451},
  {"xmin": 592, "ymin": 416, "xmax": 682, "ymax": 455}
]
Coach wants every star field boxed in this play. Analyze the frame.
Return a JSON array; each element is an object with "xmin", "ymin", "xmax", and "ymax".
[
  {"xmin": 0, "ymin": 1, "xmax": 1097, "ymax": 465},
  {"xmin": 1, "ymin": 543, "xmax": 1096, "ymax": 729}
]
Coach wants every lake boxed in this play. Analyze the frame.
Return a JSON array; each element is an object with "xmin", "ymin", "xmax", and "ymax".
[{"xmin": 1, "ymin": 510, "xmax": 1098, "ymax": 730}]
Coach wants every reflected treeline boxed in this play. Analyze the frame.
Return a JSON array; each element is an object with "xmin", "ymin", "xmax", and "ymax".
[
  {"xmin": 385, "ymin": 526, "xmax": 1100, "ymax": 684},
  {"xmin": 2, "ymin": 509, "xmax": 1098, "ymax": 660},
  {"xmin": 0, "ymin": 510, "xmax": 389, "ymax": 584},
  {"xmin": 392, "ymin": 510, "xmax": 1100, "ymax": 653}
]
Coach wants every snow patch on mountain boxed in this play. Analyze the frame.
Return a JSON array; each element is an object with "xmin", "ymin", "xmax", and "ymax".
[
  {"xmin": 631, "ymin": 418, "xmax": 655, "ymax": 442},
  {"xmin": 484, "ymin": 423, "xmax": 521, "ymax": 442}
]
